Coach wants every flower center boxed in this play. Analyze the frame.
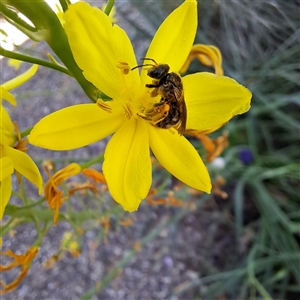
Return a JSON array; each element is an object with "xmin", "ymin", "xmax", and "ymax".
[
  {"xmin": 117, "ymin": 61, "xmax": 161, "ymax": 118},
  {"xmin": 117, "ymin": 60, "xmax": 184, "ymax": 135}
]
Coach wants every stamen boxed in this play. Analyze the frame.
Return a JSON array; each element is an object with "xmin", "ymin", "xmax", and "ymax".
[
  {"xmin": 96, "ymin": 99, "xmax": 112, "ymax": 113},
  {"xmin": 117, "ymin": 61, "xmax": 130, "ymax": 75},
  {"xmin": 13, "ymin": 121, "xmax": 28, "ymax": 153},
  {"xmin": 124, "ymin": 102, "xmax": 133, "ymax": 119}
]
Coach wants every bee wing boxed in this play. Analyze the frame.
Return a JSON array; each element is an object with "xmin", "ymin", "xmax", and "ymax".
[
  {"xmin": 172, "ymin": 87, "xmax": 187, "ymax": 135},
  {"xmin": 172, "ymin": 87, "xmax": 181, "ymax": 100},
  {"xmin": 176, "ymin": 99, "xmax": 187, "ymax": 135},
  {"xmin": 180, "ymin": 97, "xmax": 187, "ymax": 133}
]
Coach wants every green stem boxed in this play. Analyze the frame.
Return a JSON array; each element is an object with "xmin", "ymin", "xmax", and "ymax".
[
  {"xmin": 20, "ymin": 126, "xmax": 33, "ymax": 139},
  {"xmin": 0, "ymin": 2, "xmax": 37, "ymax": 32},
  {"xmin": 58, "ymin": 0, "xmax": 68, "ymax": 12},
  {"xmin": 4, "ymin": 201, "xmax": 121, "ymax": 224},
  {"xmin": 80, "ymin": 154, "xmax": 104, "ymax": 169},
  {"xmin": 0, "ymin": 217, "xmax": 21, "ymax": 237},
  {"xmin": 19, "ymin": 177, "xmax": 30, "ymax": 205},
  {"xmin": 104, "ymin": 0, "xmax": 115, "ymax": 16},
  {"xmin": 0, "ymin": 47, "xmax": 72, "ymax": 76},
  {"xmin": 34, "ymin": 221, "xmax": 51, "ymax": 246},
  {"xmin": 12, "ymin": 198, "xmax": 46, "ymax": 210}
]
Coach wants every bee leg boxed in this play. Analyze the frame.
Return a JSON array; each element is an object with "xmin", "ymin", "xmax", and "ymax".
[
  {"xmin": 137, "ymin": 103, "xmax": 170, "ymax": 124},
  {"xmin": 146, "ymin": 79, "xmax": 161, "ymax": 97},
  {"xmin": 146, "ymin": 78, "xmax": 160, "ymax": 88},
  {"xmin": 150, "ymin": 103, "xmax": 170, "ymax": 124},
  {"xmin": 146, "ymin": 83, "xmax": 160, "ymax": 88},
  {"xmin": 137, "ymin": 113, "xmax": 152, "ymax": 121},
  {"xmin": 146, "ymin": 84, "xmax": 159, "ymax": 97},
  {"xmin": 153, "ymin": 99, "xmax": 165, "ymax": 107}
]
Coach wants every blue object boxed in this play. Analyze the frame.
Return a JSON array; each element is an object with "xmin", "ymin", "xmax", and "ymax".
[{"xmin": 239, "ymin": 148, "xmax": 254, "ymax": 165}]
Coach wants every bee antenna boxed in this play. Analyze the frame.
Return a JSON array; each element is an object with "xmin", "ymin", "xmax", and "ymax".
[
  {"xmin": 131, "ymin": 63, "xmax": 155, "ymax": 71},
  {"xmin": 140, "ymin": 57, "xmax": 157, "ymax": 64},
  {"xmin": 131, "ymin": 65, "xmax": 142, "ymax": 71}
]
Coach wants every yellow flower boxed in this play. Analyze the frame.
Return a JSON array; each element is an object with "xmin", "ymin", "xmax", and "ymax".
[
  {"xmin": 29, "ymin": 1, "xmax": 251, "ymax": 212},
  {"xmin": 1, "ymin": 65, "xmax": 42, "ymax": 220}
]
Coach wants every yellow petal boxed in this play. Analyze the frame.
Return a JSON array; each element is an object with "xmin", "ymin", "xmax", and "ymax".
[
  {"xmin": 184, "ymin": 73, "xmax": 252, "ymax": 132},
  {"xmin": 2, "ymin": 65, "xmax": 38, "ymax": 91},
  {"xmin": 0, "ymin": 105, "xmax": 15, "ymax": 133},
  {"xmin": 29, "ymin": 103, "xmax": 123, "ymax": 150},
  {"xmin": 0, "ymin": 175, "xmax": 12, "ymax": 220},
  {"xmin": 0, "ymin": 156, "xmax": 14, "ymax": 181},
  {"xmin": 180, "ymin": 44, "xmax": 224, "ymax": 76},
  {"xmin": 3, "ymin": 145, "xmax": 43, "ymax": 194},
  {"xmin": 112, "ymin": 24, "xmax": 140, "ymax": 90},
  {"xmin": 0, "ymin": 106, "xmax": 14, "ymax": 133},
  {"xmin": 64, "ymin": 2, "xmax": 139, "ymax": 99},
  {"xmin": 1, "ymin": 106, "xmax": 16, "ymax": 146},
  {"xmin": 1, "ymin": 130, "xmax": 16, "ymax": 147},
  {"xmin": 103, "ymin": 119, "xmax": 152, "ymax": 212},
  {"xmin": 149, "ymin": 126, "xmax": 211, "ymax": 193},
  {"xmin": 0, "ymin": 86, "xmax": 17, "ymax": 106},
  {"xmin": 141, "ymin": 0, "xmax": 197, "ymax": 83}
]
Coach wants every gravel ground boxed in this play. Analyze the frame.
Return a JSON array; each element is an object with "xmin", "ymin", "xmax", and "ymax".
[{"xmin": 1, "ymin": 2, "xmax": 245, "ymax": 299}]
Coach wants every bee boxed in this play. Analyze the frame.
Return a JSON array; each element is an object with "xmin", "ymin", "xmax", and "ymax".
[{"xmin": 131, "ymin": 58, "xmax": 187, "ymax": 135}]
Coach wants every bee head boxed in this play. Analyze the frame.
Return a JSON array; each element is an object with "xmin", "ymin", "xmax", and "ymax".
[
  {"xmin": 131, "ymin": 58, "xmax": 170, "ymax": 80},
  {"xmin": 147, "ymin": 64, "xmax": 170, "ymax": 80}
]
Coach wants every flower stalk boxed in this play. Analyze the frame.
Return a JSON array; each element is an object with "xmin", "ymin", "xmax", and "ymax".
[{"xmin": 104, "ymin": 0, "xmax": 115, "ymax": 16}]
